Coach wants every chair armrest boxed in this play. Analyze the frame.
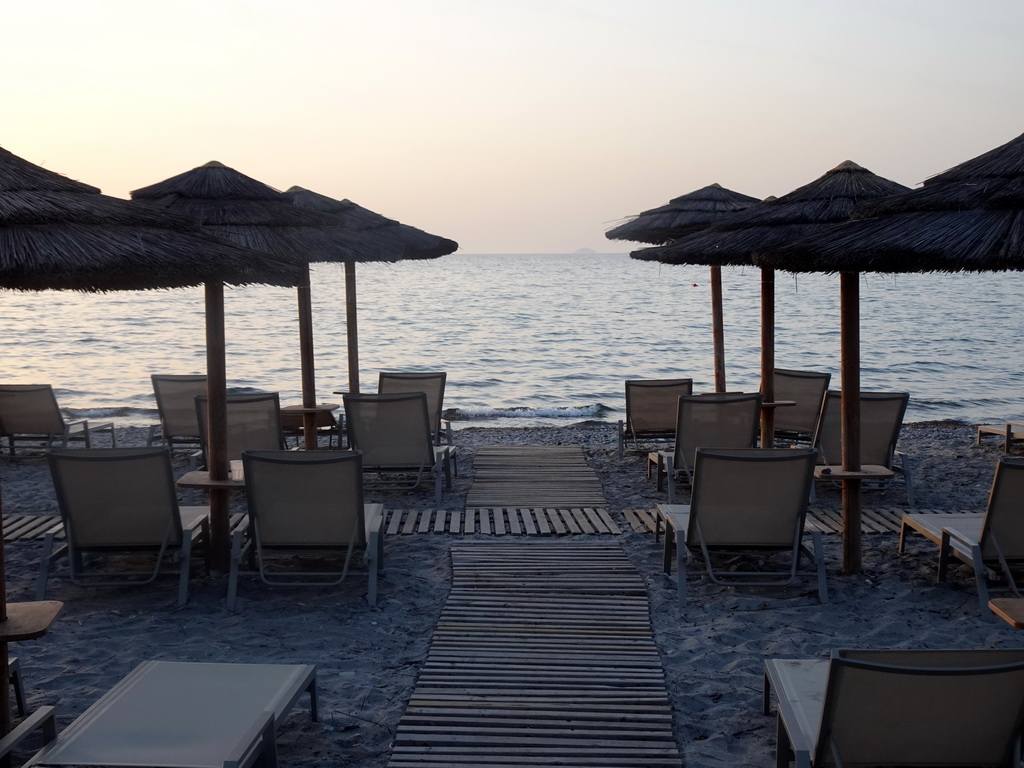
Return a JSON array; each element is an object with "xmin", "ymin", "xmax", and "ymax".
[{"xmin": 0, "ymin": 704, "xmax": 57, "ymax": 759}]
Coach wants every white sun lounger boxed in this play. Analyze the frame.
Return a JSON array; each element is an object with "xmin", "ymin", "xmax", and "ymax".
[{"xmin": 24, "ymin": 661, "xmax": 317, "ymax": 768}]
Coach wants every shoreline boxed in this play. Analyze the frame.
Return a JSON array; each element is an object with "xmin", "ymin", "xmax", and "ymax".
[{"xmin": 0, "ymin": 421, "xmax": 1019, "ymax": 765}]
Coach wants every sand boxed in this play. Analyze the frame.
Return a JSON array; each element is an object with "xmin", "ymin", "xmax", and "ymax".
[{"xmin": 0, "ymin": 421, "xmax": 1020, "ymax": 766}]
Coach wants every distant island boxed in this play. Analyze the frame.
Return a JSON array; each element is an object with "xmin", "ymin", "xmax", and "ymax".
[{"xmin": 573, "ymin": 247, "xmax": 597, "ymax": 254}]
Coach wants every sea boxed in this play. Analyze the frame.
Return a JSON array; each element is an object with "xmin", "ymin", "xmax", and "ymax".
[{"xmin": 2, "ymin": 253, "xmax": 1022, "ymax": 430}]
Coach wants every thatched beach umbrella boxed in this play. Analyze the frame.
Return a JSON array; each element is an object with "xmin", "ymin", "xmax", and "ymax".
[
  {"xmin": 130, "ymin": 162, "xmax": 375, "ymax": 454},
  {"xmin": 0, "ymin": 144, "xmax": 299, "ymax": 733},
  {"xmin": 758, "ymin": 130, "xmax": 1024, "ymax": 573},
  {"xmin": 632, "ymin": 163, "xmax": 910, "ymax": 449},
  {"xmin": 284, "ymin": 186, "xmax": 458, "ymax": 395},
  {"xmin": 605, "ymin": 184, "xmax": 760, "ymax": 391}
]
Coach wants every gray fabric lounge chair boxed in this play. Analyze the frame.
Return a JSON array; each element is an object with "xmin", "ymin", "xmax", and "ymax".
[
  {"xmin": 378, "ymin": 371, "xmax": 451, "ymax": 445},
  {"xmin": 813, "ymin": 389, "xmax": 915, "ymax": 506},
  {"xmin": 195, "ymin": 391, "xmax": 284, "ymax": 467},
  {"xmin": 617, "ymin": 378, "xmax": 693, "ymax": 458},
  {"xmin": 227, "ymin": 450, "xmax": 384, "ymax": 610},
  {"xmin": 770, "ymin": 368, "xmax": 831, "ymax": 447},
  {"xmin": 648, "ymin": 392, "xmax": 761, "ymax": 502},
  {"xmin": 901, "ymin": 456, "xmax": 1024, "ymax": 617},
  {"xmin": 147, "ymin": 374, "xmax": 207, "ymax": 455},
  {"xmin": 763, "ymin": 648, "xmax": 1024, "ymax": 767},
  {"xmin": 658, "ymin": 447, "xmax": 823, "ymax": 606},
  {"xmin": 21, "ymin": 660, "xmax": 317, "ymax": 768},
  {"xmin": 0, "ymin": 384, "xmax": 116, "ymax": 458},
  {"xmin": 38, "ymin": 447, "xmax": 209, "ymax": 607},
  {"xmin": 343, "ymin": 392, "xmax": 457, "ymax": 504},
  {"xmin": 280, "ymin": 407, "xmax": 341, "ymax": 449}
]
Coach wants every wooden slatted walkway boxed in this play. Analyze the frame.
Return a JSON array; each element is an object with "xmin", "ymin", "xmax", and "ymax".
[
  {"xmin": 383, "ymin": 508, "xmax": 619, "ymax": 536},
  {"xmin": 387, "ymin": 542, "xmax": 682, "ymax": 767},
  {"xmin": 466, "ymin": 446, "xmax": 607, "ymax": 509},
  {"xmin": 623, "ymin": 508, "xmax": 977, "ymax": 536}
]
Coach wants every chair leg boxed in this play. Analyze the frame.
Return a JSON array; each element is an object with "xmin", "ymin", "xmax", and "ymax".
[
  {"xmin": 35, "ymin": 534, "xmax": 62, "ymax": 601},
  {"xmin": 366, "ymin": 530, "xmax": 380, "ymax": 608},
  {"xmin": 811, "ymin": 531, "xmax": 828, "ymax": 604},
  {"xmin": 227, "ymin": 530, "xmax": 244, "ymax": 611},
  {"xmin": 177, "ymin": 536, "xmax": 193, "ymax": 608},
  {"xmin": 8, "ymin": 657, "xmax": 25, "ymax": 717}
]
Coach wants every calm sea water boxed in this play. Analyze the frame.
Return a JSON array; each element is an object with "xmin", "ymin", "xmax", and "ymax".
[{"xmin": 2, "ymin": 253, "xmax": 1022, "ymax": 429}]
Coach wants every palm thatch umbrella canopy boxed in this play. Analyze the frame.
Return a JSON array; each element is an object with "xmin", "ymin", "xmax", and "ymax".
[
  {"xmin": 285, "ymin": 185, "xmax": 458, "ymax": 395},
  {"xmin": 131, "ymin": 160, "xmax": 359, "ymax": 562},
  {"xmin": 632, "ymin": 162, "xmax": 910, "ymax": 450},
  {"xmin": 757, "ymin": 131, "xmax": 1024, "ymax": 272},
  {"xmin": 606, "ymin": 184, "xmax": 760, "ymax": 391},
  {"xmin": 757, "ymin": 132, "xmax": 1024, "ymax": 574},
  {"xmin": 0, "ymin": 144, "xmax": 299, "ymax": 734},
  {"xmin": 131, "ymin": 162, "xmax": 379, "ymax": 454},
  {"xmin": 605, "ymin": 183, "xmax": 760, "ymax": 245}
]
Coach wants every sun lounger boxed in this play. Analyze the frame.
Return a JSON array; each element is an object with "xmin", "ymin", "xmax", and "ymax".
[
  {"xmin": 658, "ymin": 447, "xmax": 824, "ymax": 606},
  {"xmin": 618, "ymin": 378, "xmax": 693, "ymax": 459},
  {"xmin": 977, "ymin": 421, "xmax": 1024, "ymax": 452},
  {"xmin": 22, "ymin": 660, "xmax": 317, "ymax": 767},
  {"xmin": 39, "ymin": 447, "xmax": 210, "ymax": 607},
  {"xmin": 763, "ymin": 648, "xmax": 1024, "ymax": 767},
  {"xmin": 648, "ymin": 392, "xmax": 761, "ymax": 502},
  {"xmin": 227, "ymin": 450, "xmax": 384, "ymax": 610},
  {"xmin": 0, "ymin": 385, "xmax": 116, "ymax": 458},
  {"xmin": 900, "ymin": 456, "xmax": 1024, "ymax": 616}
]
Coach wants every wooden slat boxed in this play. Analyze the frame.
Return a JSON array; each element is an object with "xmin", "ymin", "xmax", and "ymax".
[{"xmin": 387, "ymin": 541, "xmax": 681, "ymax": 766}]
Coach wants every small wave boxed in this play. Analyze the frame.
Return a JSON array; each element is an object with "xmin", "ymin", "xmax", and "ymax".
[
  {"xmin": 64, "ymin": 406, "xmax": 157, "ymax": 421},
  {"xmin": 444, "ymin": 403, "xmax": 614, "ymax": 422}
]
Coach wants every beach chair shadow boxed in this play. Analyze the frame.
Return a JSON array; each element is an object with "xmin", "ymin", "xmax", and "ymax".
[
  {"xmin": 648, "ymin": 392, "xmax": 761, "ymax": 503},
  {"xmin": 813, "ymin": 389, "xmax": 915, "ymax": 506},
  {"xmin": 903, "ymin": 456, "xmax": 1024, "ymax": 618},
  {"xmin": 763, "ymin": 648, "xmax": 1024, "ymax": 767},
  {"xmin": 770, "ymin": 368, "xmax": 830, "ymax": 447},
  {"xmin": 147, "ymin": 374, "xmax": 207, "ymax": 458},
  {"xmin": 227, "ymin": 450, "xmax": 383, "ymax": 610},
  {"xmin": 37, "ymin": 447, "xmax": 210, "ymax": 607},
  {"xmin": 0, "ymin": 384, "xmax": 116, "ymax": 458},
  {"xmin": 343, "ymin": 392, "xmax": 457, "ymax": 504},
  {"xmin": 617, "ymin": 378, "xmax": 693, "ymax": 459},
  {"xmin": 658, "ymin": 446, "xmax": 824, "ymax": 607},
  {"xmin": 194, "ymin": 391, "xmax": 284, "ymax": 467},
  {"xmin": 378, "ymin": 371, "xmax": 451, "ymax": 446}
]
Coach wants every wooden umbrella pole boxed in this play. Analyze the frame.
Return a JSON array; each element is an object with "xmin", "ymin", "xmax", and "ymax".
[
  {"xmin": 759, "ymin": 267, "xmax": 776, "ymax": 446},
  {"xmin": 344, "ymin": 261, "xmax": 360, "ymax": 395},
  {"xmin": 840, "ymin": 272, "xmax": 863, "ymax": 573},
  {"xmin": 296, "ymin": 264, "xmax": 318, "ymax": 449},
  {"xmin": 205, "ymin": 282, "xmax": 231, "ymax": 571},
  {"xmin": 710, "ymin": 266, "xmax": 727, "ymax": 393}
]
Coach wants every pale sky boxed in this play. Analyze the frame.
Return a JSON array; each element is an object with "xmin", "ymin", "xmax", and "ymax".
[{"xmin": 4, "ymin": 0, "xmax": 1023, "ymax": 253}]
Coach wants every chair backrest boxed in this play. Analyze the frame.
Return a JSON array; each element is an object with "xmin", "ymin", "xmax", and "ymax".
[
  {"xmin": 625, "ymin": 379, "xmax": 693, "ymax": 436},
  {"xmin": 378, "ymin": 372, "xmax": 447, "ymax": 440},
  {"xmin": 771, "ymin": 369, "xmax": 831, "ymax": 436},
  {"xmin": 343, "ymin": 392, "xmax": 434, "ymax": 468},
  {"xmin": 673, "ymin": 392, "xmax": 761, "ymax": 474},
  {"xmin": 47, "ymin": 447, "xmax": 184, "ymax": 548},
  {"xmin": 980, "ymin": 456, "xmax": 1024, "ymax": 561},
  {"xmin": 242, "ymin": 450, "xmax": 366, "ymax": 548},
  {"xmin": 0, "ymin": 384, "xmax": 64, "ymax": 436},
  {"xmin": 151, "ymin": 375, "xmax": 207, "ymax": 441},
  {"xmin": 685, "ymin": 447, "xmax": 816, "ymax": 548},
  {"xmin": 195, "ymin": 393, "xmax": 283, "ymax": 463},
  {"xmin": 815, "ymin": 648, "xmax": 1024, "ymax": 767},
  {"xmin": 813, "ymin": 390, "xmax": 909, "ymax": 467}
]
